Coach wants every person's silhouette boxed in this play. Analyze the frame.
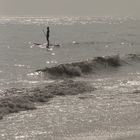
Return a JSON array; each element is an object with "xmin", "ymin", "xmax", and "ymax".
[{"xmin": 46, "ymin": 27, "xmax": 50, "ymax": 48}]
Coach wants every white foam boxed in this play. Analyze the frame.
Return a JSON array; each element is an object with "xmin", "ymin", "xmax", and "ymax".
[
  {"xmin": 46, "ymin": 61, "xmax": 50, "ymax": 64},
  {"xmin": 27, "ymin": 72, "xmax": 40, "ymax": 76},
  {"xmin": 51, "ymin": 53, "xmax": 55, "ymax": 55},
  {"xmin": 14, "ymin": 64, "xmax": 25, "ymax": 67}
]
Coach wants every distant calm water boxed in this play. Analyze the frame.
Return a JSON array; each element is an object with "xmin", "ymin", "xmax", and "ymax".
[{"xmin": 0, "ymin": 16, "xmax": 140, "ymax": 140}]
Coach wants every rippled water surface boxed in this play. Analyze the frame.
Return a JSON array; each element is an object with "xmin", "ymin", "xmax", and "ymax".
[
  {"xmin": 0, "ymin": 16, "xmax": 140, "ymax": 89},
  {"xmin": 0, "ymin": 17, "xmax": 140, "ymax": 140},
  {"xmin": 0, "ymin": 72, "xmax": 140, "ymax": 139}
]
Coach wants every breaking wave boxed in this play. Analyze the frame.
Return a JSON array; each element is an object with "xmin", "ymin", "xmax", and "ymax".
[
  {"xmin": 0, "ymin": 80, "xmax": 94, "ymax": 119},
  {"xmin": 36, "ymin": 54, "xmax": 140, "ymax": 78}
]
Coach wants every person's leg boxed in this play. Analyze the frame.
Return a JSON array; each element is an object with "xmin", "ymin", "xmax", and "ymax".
[{"xmin": 46, "ymin": 37, "xmax": 49, "ymax": 48}]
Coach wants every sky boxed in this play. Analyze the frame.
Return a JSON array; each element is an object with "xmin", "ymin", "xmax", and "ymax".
[{"xmin": 0, "ymin": 0, "xmax": 139, "ymax": 17}]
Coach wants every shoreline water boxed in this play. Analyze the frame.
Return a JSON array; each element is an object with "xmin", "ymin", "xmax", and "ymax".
[{"xmin": 0, "ymin": 80, "xmax": 94, "ymax": 120}]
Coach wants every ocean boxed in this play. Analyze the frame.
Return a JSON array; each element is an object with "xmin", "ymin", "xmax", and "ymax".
[{"xmin": 0, "ymin": 16, "xmax": 140, "ymax": 140}]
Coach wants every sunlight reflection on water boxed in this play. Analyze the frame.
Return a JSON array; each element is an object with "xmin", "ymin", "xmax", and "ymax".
[{"xmin": 0, "ymin": 73, "xmax": 140, "ymax": 140}]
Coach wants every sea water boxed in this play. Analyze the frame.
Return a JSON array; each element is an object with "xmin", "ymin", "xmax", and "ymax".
[{"xmin": 0, "ymin": 16, "xmax": 140, "ymax": 140}]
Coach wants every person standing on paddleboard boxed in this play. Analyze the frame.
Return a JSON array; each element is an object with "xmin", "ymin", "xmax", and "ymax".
[{"xmin": 46, "ymin": 26, "xmax": 50, "ymax": 48}]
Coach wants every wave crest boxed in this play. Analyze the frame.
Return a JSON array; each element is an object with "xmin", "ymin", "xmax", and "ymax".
[{"xmin": 37, "ymin": 55, "xmax": 121, "ymax": 77}]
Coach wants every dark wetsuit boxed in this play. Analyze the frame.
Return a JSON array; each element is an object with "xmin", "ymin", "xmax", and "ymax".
[{"xmin": 46, "ymin": 27, "xmax": 50, "ymax": 48}]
